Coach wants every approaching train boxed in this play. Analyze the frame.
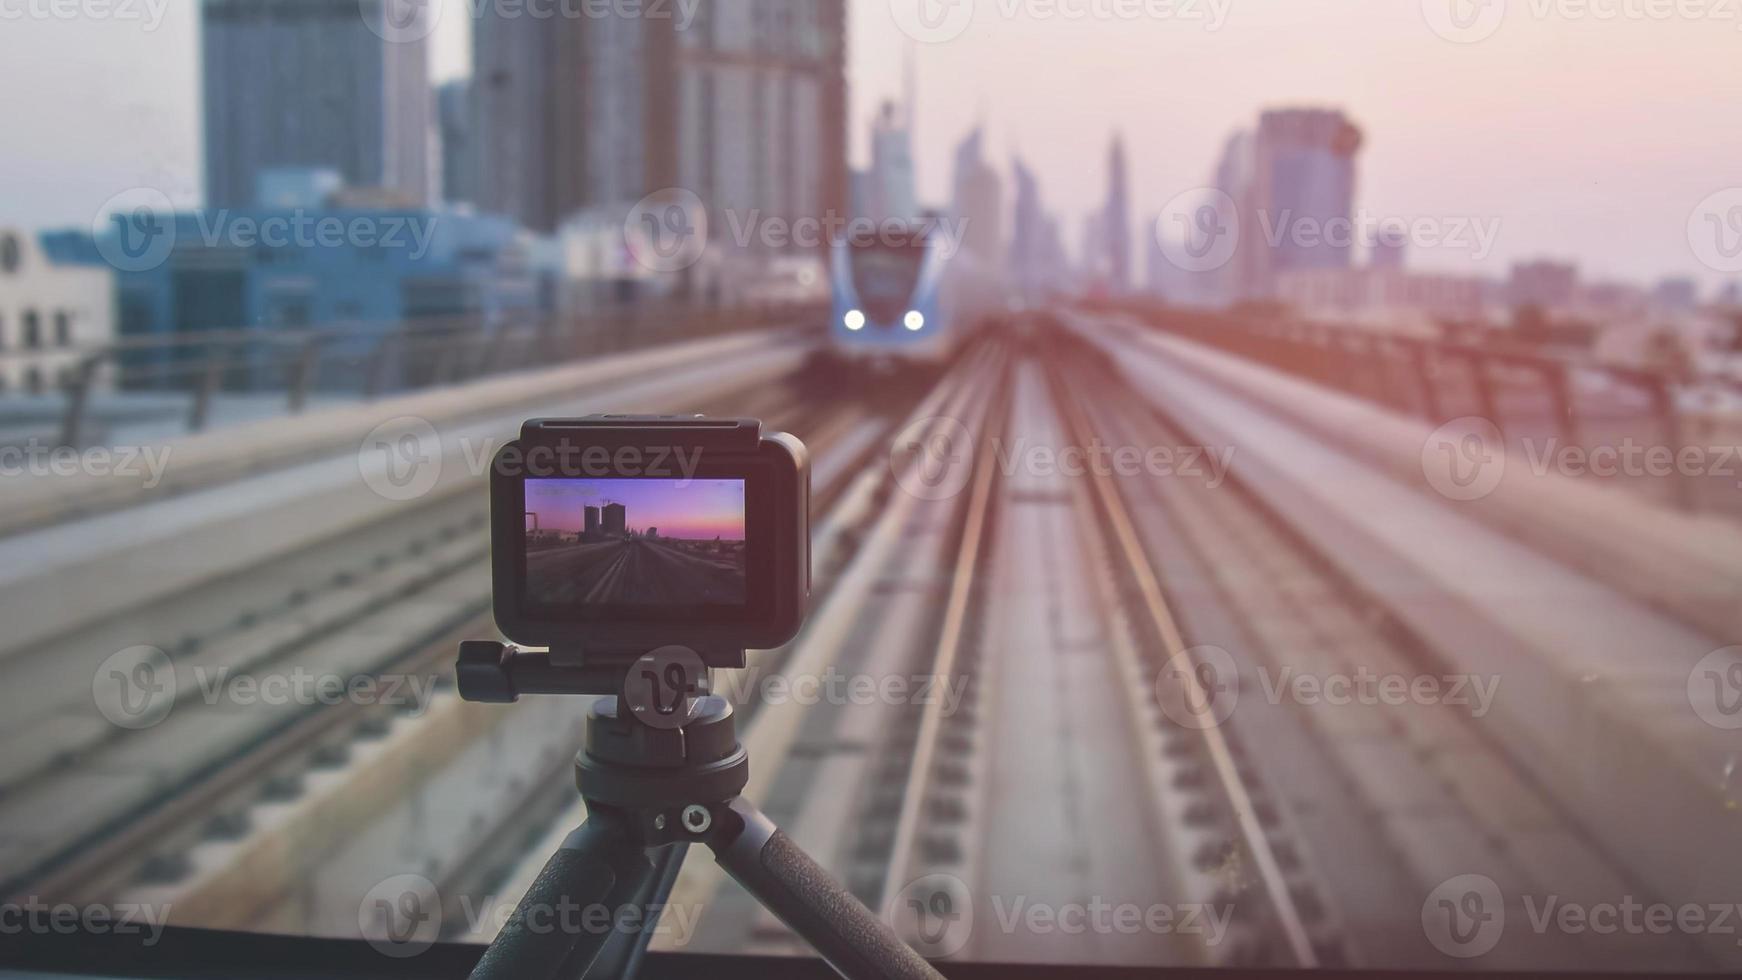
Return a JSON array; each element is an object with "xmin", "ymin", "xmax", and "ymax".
[{"xmin": 826, "ymin": 216, "xmax": 1006, "ymax": 368}]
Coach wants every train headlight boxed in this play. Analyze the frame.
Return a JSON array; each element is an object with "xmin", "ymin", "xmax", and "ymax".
[
  {"xmin": 903, "ymin": 311, "xmax": 925, "ymax": 332},
  {"xmin": 844, "ymin": 309, "xmax": 866, "ymax": 331}
]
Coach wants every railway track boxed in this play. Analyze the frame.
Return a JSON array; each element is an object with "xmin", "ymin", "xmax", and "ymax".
[
  {"xmin": 0, "ymin": 361, "xmax": 909, "ymax": 913},
  {"xmin": 1043, "ymin": 320, "xmax": 1719, "ymax": 971}
]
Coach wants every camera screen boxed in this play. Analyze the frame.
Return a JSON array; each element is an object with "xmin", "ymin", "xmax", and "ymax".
[{"xmin": 523, "ymin": 478, "xmax": 747, "ymax": 608}]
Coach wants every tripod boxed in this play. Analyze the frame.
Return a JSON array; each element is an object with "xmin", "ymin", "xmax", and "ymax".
[{"xmin": 456, "ymin": 641, "xmax": 945, "ymax": 980}]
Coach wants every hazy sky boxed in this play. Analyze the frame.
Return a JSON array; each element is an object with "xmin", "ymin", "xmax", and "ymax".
[{"xmin": 2, "ymin": 0, "xmax": 1737, "ymax": 288}]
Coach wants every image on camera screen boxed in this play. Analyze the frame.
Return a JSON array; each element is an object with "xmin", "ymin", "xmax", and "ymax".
[{"xmin": 523, "ymin": 478, "xmax": 747, "ymax": 607}]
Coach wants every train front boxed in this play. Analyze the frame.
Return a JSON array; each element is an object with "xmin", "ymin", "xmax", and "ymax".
[{"xmin": 828, "ymin": 221, "xmax": 951, "ymax": 366}]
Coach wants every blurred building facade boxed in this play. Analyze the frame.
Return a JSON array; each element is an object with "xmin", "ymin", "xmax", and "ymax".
[
  {"xmin": 1103, "ymin": 134, "xmax": 1132, "ymax": 293},
  {"xmin": 867, "ymin": 100, "xmax": 918, "ymax": 222},
  {"xmin": 50, "ymin": 172, "xmax": 552, "ymax": 388},
  {"xmin": 437, "ymin": 79, "xmax": 475, "ymax": 207},
  {"xmin": 473, "ymin": 0, "xmax": 849, "ymax": 254},
  {"xmin": 0, "ymin": 232, "xmax": 115, "ymax": 396},
  {"xmin": 1213, "ymin": 109, "xmax": 1363, "ymax": 302},
  {"xmin": 1508, "ymin": 260, "xmax": 1580, "ymax": 309},
  {"xmin": 950, "ymin": 127, "xmax": 1003, "ymax": 265},
  {"xmin": 202, "ymin": 0, "xmax": 432, "ymax": 209},
  {"xmin": 1007, "ymin": 156, "xmax": 1068, "ymax": 306},
  {"xmin": 1275, "ymin": 267, "xmax": 1489, "ymax": 329}
]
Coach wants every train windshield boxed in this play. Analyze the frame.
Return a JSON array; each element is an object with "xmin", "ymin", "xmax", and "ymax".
[{"xmin": 848, "ymin": 237, "xmax": 930, "ymax": 323}]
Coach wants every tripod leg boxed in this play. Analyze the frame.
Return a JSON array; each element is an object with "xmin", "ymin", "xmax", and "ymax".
[
  {"xmin": 704, "ymin": 798, "xmax": 944, "ymax": 980},
  {"xmin": 582, "ymin": 842, "xmax": 688, "ymax": 979},
  {"xmin": 469, "ymin": 811, "xmax": 664, "ymax": 980}
]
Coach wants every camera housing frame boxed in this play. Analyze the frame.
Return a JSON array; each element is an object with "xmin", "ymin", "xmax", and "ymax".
[{"xmin": 491, "ymin": 416, "xmax": 809, "ymax": 669}]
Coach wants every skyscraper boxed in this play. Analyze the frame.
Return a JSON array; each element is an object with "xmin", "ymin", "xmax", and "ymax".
[
  {"xmin": 474, "ymin": 1, "xmax": 849, "ymax": 242},
  {"xmin": 201, "ymin": 0, "xmax": 431, "ymax": 208},
  {"xmin": 1247, "ymin": 108, "xmax": 1364, "ymax": 296},
  {"xmin": 950, "ymin": 127, "xmax": 1003, "ymax": 264},
  {"xmin": 1104, "ymin": 134, "xmax": 1132, "ymax": 293},
  {"xmin": 1008, "ymin": 155, "xmax": 1067, "ymax": 304},
  {"xmin": 868, "ymin": 101, "xmax": 918, "ymax": 221},
  {"xmin": 436, "ymin": 79, "xmax": 473, "ymax": 207}
]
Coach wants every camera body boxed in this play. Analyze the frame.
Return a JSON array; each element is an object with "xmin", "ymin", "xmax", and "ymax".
[{"xmin": 490, "ymin": 416, "xmax": 809, "ymax": 669}]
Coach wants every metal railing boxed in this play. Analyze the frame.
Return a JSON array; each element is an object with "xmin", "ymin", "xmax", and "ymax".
[
  {"xmin": 27, "ymin": 302, "xmax": 824, "ymax": 447},
  {"xmin": 1105, "ymin": 301, "xmax": 1742, "ymax": 514}
]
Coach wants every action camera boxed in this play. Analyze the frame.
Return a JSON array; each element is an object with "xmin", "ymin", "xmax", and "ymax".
[{"xmin": 489, "ymin": 415, "xmax": 809, "ymax": 668}]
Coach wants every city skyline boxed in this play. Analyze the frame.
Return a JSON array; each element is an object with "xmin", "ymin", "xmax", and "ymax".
[
  {"xmin": 0, "ymin": 1, "xmax": 1738, "ymax": 289},
  {"xmin": 524, "ymin": 479, "xmax": 746, "ymax": 541}
]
